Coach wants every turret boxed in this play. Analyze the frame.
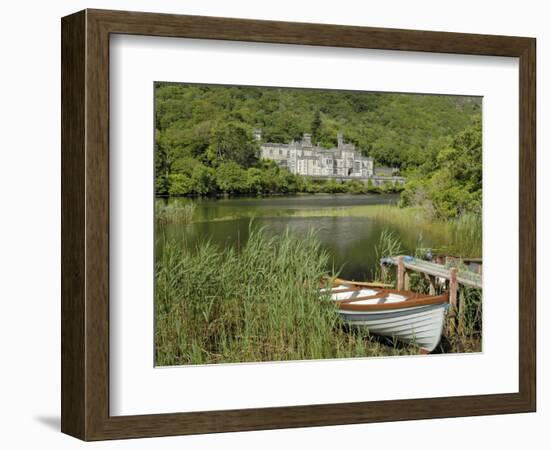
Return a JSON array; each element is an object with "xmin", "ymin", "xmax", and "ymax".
[
  {"xmin": 253, "ymin": 129, "xmax": 262, "ymax": 142},
  {"xmin": 337, "ymin": 132, "xmax": 344, "ymax": 148}
]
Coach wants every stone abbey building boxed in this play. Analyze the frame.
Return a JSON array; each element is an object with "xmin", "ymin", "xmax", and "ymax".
[{"xmin": 255, "ymin": 130, "xmax": 374, "ymax": 179}]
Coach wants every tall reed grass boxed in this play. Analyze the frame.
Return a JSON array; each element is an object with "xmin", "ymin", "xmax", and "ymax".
[
  {"xmin": 447, "ymin": 213, "xmax": 482, "ymax": 258},
  {"xmin": 374, "ymin": 229, "xmax": 402, "ymax": 283},
  {"xmin": 294, "ymin": 205, "xmax": 482, "ymax": 258},
  {"xmin": 366, "ymin": 207, "xmax": 482, "ymax": 258},
  {"xmin": 155, "ymin": 201, "xmax": 196, "ymax": 224},
  {"xmin": 155, "ymin": 227, "xmax": 416, "ymax": 365}
]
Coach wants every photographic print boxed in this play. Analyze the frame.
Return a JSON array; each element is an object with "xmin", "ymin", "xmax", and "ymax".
[{"xmin": 154, "ymin": 83, "xmax": 482, "ymax": 366}]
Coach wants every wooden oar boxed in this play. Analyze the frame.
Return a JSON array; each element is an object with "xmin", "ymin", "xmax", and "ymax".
[{"xmin": 333, "ymin": 277, "xmax": 393, "ymax": 289}]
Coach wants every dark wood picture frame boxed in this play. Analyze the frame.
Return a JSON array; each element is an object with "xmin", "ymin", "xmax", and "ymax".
[{"xmin": 61, "ymin": 9, "xmax": 536, "ymax": 441}]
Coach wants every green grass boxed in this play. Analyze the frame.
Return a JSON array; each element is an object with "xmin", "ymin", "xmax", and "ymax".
[
  {"xmin": 155, "ymin": 228, "xmax": 419, "ymax": 366},
  {"xmin": 452, "ymin": 286, "xmax": 482, "ymax": 352},
  {"xmin": 374, "ymin": 229, "xmax": 403, "ymax": 283},
  {"xmin": 155, "ymin": 201, "xmax": 196, "ymax": 224},
  {"xmin": 448, "ymin": 213, "xmax": 482, "ymax": 258}
]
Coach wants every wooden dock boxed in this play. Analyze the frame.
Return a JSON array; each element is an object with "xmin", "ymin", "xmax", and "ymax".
[
  {"xmin": 387, "ymin": 256, "xmax": 482, "ymax": 289},
  {"xmin": 381, "ymin": 255, "xmax": 482, "ymax": 332}
]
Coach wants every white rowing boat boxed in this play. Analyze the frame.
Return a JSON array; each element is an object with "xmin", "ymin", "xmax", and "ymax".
[{"xmin": 323, "ymin": 279, "xmax": 449, "ymax": 353}]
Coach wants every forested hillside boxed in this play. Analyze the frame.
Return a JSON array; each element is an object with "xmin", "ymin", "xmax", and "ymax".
[{"xmin": 155, "ymin": 82, "xmax": 481, "ymax": 218}]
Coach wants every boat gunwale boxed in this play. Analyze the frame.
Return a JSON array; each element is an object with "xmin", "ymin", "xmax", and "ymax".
[
  {"xmin": 327, "ymin": 282, "xmax": 425, "ymax": 301},
  {"xmin": 337, "ymin": 292, "xmax": 449, "ymax": 311}
]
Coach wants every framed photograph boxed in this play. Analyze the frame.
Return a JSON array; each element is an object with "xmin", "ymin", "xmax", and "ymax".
[{"xmin": 61, "ymin": 9, "xmax": 536, "ymax": 440}]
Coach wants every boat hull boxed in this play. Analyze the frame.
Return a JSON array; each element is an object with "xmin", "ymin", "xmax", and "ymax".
[{"xmin": 338, "ymin": 303, "xmax": 449, "ymax": 352}]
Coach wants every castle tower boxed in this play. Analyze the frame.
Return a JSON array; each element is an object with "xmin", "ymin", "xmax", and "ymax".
[
  {"xmin": 302, "ymin": 133, "xmax": 312, "ymax": 146},
  {"xmin": 253, "ymin": 129, "xmax": 262, "ymax": 142},
  {"xmin": 337, "ymin": 132, "xmax": 344, "ymax": 148}
]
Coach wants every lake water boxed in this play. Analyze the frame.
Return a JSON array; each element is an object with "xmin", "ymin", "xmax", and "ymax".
[{"xmin": 156, "ymin": 194, "xmax": 440, "ymax": 280}]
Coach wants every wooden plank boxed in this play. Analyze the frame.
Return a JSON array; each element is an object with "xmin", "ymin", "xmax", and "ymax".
[
  {"xmin": 385, "ymin": 256, "xmax": 482, "ymax": 289},
  {"xmin": 61, "ymin": 10, "xmax": 86, "ymax": 440},
  {"xmin": 518, "ymin": 37, "xmax": 537, "ymax": 410}
]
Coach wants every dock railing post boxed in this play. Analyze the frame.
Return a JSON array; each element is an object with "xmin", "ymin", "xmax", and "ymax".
[
  {"xmin": 424, "ymin": 273, "xmax": 436, "ymax": 295},
  {"xmin": 449, "ymin": 267, "xmax": 458, "ymax": 308},
  {"xmin": 397, "ymin": 255, "xmax": 405, "ymax": 290},
  {"xmin": 380, "ymin": 263, "xmax": 388, "ymax": 283},
  {"xmin": 448, "ymin": 267, "xmax": 458, "ymax": 334}
]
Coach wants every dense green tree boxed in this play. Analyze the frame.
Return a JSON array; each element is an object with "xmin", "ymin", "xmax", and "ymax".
[
  {"xmin": 311, "ymin": 110, "xmax": 322, "ymax": 144},
  {"xmin": 168, "ymin": 173, "xmax": 194, "ymax": 196},
  {"xmin": 400, "ymin": 115, "xmax": 482, "ymax": 218},
  {"xmin": 206, "ymin": 122, "xmax": 259, "ymax": 167},
  {"xmin": 322, "ymin": 180, "xmax": 347, "ymax": 194},
  {"xmin": 190, "ymin": 164, "xmax": 217, "ymax": 195},
  {"xmin": 366, "ymin": 179, "xmax": 381, "ymax": 194},
  {"xmin": 215, "ymin": 162, "xmax": 247, "ymax": 193},
  {"xmin": 346, "ymin": 180, "xmax": 366, "ymax": 195},
  {"xmin": 171, "ymin": 156, "xmax": 200, "ymax": 176},
  {"xmin": 245, "ymin": 168, "xmax": 264, "ymax": 194},
  {"xmin": 259, "ymin": 165, "xmax": 281, "ymax": 193}
]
